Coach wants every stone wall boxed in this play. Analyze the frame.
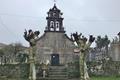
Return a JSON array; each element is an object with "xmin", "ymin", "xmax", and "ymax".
[
  {"xmin": 110, "ymin": 43, "xmax": 120, "ymax": 61},
  {"xmin": 67, "ymin": 60, "xmax": 80, "ymax": 78},
  {"xmin": 36, "ymin": 32, "xmax": 75, "ymax": 64},
  {"xmin": 0, "ymin": 64, "xmax": 29, "ymax": 78}
]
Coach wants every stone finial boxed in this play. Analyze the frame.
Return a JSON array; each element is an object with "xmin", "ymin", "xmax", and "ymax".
[{"xmin": 117, "ymin": 32, "xmax": 120, "ymax": 42}]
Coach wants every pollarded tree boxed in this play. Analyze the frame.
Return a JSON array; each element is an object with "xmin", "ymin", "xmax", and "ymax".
[
  {"xmin": 95, "ymin": 35, "xmax": 111, "ymax": 74},
  {"xmin": 95, "ymin": 36, "xmax": 102, "ymax": 49},
  {"xmin": 72, "ymin": 32, "xmax": 95, "ymax": 80},
  {"xmin": 104, "ymin": 35, "xmax": 110, "ymax": 55},
  {"xmin": 24, "ymin": 29, "xmax": 40, "ymax": 80},
  {"xmin": 95, "ymin": 35, "xmax": 110, "ymax": 51}
]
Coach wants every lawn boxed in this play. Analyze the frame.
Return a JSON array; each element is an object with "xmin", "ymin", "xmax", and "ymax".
[
  {"xmin": 0, "ymin": 76, "xmax": 120, "ymax": 80},
  {"xmin": 91, "ymin": 76, "xmax": 120, "ymax": 80}
]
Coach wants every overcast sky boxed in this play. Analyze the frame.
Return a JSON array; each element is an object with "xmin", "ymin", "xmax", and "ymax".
[{"xmin": 0, "ymin": 0, "xmax": 120, "ymax": 46}]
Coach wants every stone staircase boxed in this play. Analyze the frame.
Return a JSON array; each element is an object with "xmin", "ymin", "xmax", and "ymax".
[{"xmin": 37, "ymin": 65, "xmax": 68, "ymax": 80}]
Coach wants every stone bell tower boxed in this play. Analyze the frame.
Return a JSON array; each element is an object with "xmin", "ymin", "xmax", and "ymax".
[{"xmin": 45, "ymin": 4, "xmax": 65, "ymax": 32}]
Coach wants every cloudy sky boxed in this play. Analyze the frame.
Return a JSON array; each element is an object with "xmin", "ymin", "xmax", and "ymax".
[{"xmin": 0, "ymin": 0, "xmax": 120, "ymax": 46}]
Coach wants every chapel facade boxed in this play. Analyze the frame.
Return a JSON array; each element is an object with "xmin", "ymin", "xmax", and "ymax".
[{"xmin": 36, "ymin": 4, "xmax": 76, "ymax": 65}]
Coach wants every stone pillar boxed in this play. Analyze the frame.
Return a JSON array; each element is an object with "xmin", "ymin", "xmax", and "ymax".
[{"xmin": 118, "ymin": 32, "xmax": 120, "ymax": 42}]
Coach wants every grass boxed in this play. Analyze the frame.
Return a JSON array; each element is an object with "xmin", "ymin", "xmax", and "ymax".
[
  {"xmin": 91, "ymin": 76, "xmax": 120, "ymax": 80},
  {"xmin": 0, "ymin": 76, "xmax": 120, "ymax": 80}
]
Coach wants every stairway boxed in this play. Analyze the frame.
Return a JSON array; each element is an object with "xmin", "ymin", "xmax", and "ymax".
[{"xmin": 37, "ymin": 65, "xmax": 68, "ymax": 80}]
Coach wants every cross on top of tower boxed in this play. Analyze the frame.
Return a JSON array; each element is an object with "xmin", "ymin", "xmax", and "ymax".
[
  {"xmin": 54, "ymin": 0, "xmax": 56, "ymax": 3},
  {"xmin": 54, "ymin": 0, "xmax": 57, "ymax": 4}
]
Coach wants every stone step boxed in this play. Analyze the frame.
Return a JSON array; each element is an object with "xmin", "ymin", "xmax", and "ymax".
[
  {"xmin": 49, "ymin": 71, "xmax": 67, "ymax": 75},
  {"xmin": 49, "ymin": 69, "xmax": 66, "ymax": 72},
  {"xmin": 49, "ymin": 68, "xmax": 66, "ymax": 70},
  {"xmin": 49, "ymin": 66, "xmax": 66, "ymax": 69},
  {"xmin": 37, "ymin": 77, "xmax": 67, "ymax": 80},
  {"xmin": 49, "ymin": 75, "xmax": 67, "ymax": 78},
  {"xmin": 43, "ymin": 66, "xmax": 68, "ymax": 80}
]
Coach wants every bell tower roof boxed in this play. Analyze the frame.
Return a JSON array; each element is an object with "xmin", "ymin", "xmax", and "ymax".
[
  {"xmin": 45, "ymin": 4, "xmax": 65, "ymax": 32},
  {"xmin": 51, "ymin": 4, "xmax": 60, "ymax": 11}
]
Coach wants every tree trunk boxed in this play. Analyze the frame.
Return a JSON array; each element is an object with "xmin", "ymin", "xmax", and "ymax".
[
  {"xmin": 29, "ymin": 47, "xmax": 36, "ymax": 80},
  {"xmin": 80, "ymin": 52, "xmax": 90, "ymax": 80}
]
